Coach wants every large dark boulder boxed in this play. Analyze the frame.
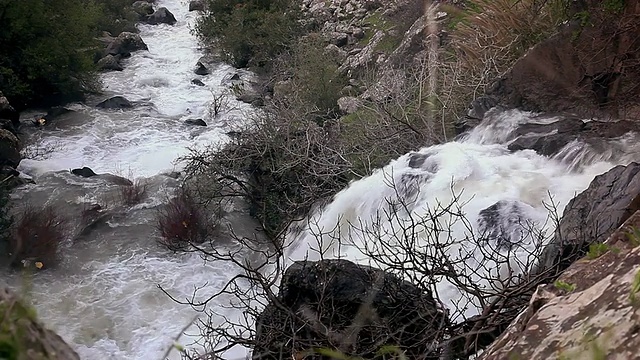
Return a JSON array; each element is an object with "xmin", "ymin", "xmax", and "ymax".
[
  {"xmin": 539, "ymin": 162, "xmax": 640, "ymax": 270},
  {"xmin": 105, "ymin": 32, "xmax": 148, "ymax": 57},
  {"xmin": 145, "ymin": 7, "xmax": 177, "ymax": 25},
  {"xmin": 253, "ymin": 259, "xmax": 448, "ymax": 359},
  {"xmin": 96, "ymin": 96, "xmax": 133, "ymax": 109}
]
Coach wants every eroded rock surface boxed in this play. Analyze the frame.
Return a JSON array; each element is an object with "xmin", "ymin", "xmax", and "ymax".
[{"xmin": 479, "ymin": 212, "xmax": 640, "ymax": 360}]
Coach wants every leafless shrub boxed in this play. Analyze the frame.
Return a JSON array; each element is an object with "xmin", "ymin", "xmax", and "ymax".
[
  {"xmin": 7, "ymin": 205, "xmax": 67, "ymax": 269},
  {"xmin": 119, "ymin": 178, "xmax": 147, "ymax": 206},
  {"xmin": 21, "ymin": 132, "xmax": 61, "ymax": 161},
  {"xmin": 156, "ymin": 187, "xmax": 217, "ymax": 252}
]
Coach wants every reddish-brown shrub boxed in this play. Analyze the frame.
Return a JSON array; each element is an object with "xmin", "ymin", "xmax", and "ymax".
[
  {"xmin": 120, "ymin": 179, "xmax": 147, "ymax": 206},
  {"xmin": 156, "ymin": 187, "xmax": 210, "ymax": 251},
  {"xmin": 8, "ymin": 206, "xmax": 67, "ymax": 269}
]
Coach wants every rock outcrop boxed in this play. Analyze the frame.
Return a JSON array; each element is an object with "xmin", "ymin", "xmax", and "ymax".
[
  {"xmin": 540, "ymin": 162, "xmax": 640, "ymax": 270},
  {"xmin": 253, "ymin": 259, "xmax": 448, "ymax": 359},
  {"xmin": 0, "ymin": 93, "xmax": 22, "ymax": 188},
  {"xmin": 0, "ymin": 288, "xmax": 80, "ymax": 360},
  {"xmin": 479, "ymin": 211, "xmax": 640, "ymax": 360},
  {"xmin": 485, "ymin": 0, "xmax": 640, "ymax": 121}
]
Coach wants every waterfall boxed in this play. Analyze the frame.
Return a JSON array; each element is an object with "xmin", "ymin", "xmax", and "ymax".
[{"xmin": 1, "ymin": 0, "xmax": 639, "ymax": 358}]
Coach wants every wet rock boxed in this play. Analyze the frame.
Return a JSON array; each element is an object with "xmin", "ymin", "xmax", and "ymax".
[
  {"xmin": 0, "ymin": 288, "xmax": 81, "ymax": 360},
  {"xmin": 0, "ymin": 166, "xmax": 32, "ymax": 188},
  {"xmin": 191, "ymin": 79, "xmax": 205, "ymax": 86},
  {"xmin": 194, "ymin": 61, "xmax": 209, "ymax": 76},
  {"xmin": 254, "ymin": 259, "xmax": 448, "ymax": 359},
  {"xmin": 479, "ymin": 212, "xmax": 640, "ymax": 360},
  {"xmin": 44, "ymin": 107, "xmax": 73, "ymax": 123},
  {"xmin": 188, "ymin": 0, "xmax": 206, "ymax": 11},
  {"xmin": 132, "ymin": 0, "xmax": 154, "ymax": 17},
  {"xmin": 96, "ymin": 96, "xmax": 133, "ymax": 109},
  {"xmin": 539, "ymin": 162, "xmax": 640, "ymax": 270},
  {"xmin": 508, "ymin": 119, "xmax": 638, "ymax": 156},
  {"xmin": 221, "ymin": 72, "xmax": 242, "ymax": 87},
  {"xmin": 184, "ymin": 118, "xmax": 207, "ymax": 126},
  {"xmin": 71, "ymin": 167, "xmax": 97, "ymax": 177},
  {"xmin": 236, "ymin": 91, "xmax": 263, "ymax": 106},
  {"xmin": 145, "ymin": 7, "xmax": 177, "ymax": 25},
  {"xmin": 105, "ymin": 32, "xmax": 148, "ymax": 57},
  {"xmin": 0, "ymin": 92, "xmax": 20, "ymax": 129},
  {"xmin": 97, "ymin": 54, "xmax": 124, "ymax": 71},
  {"xmin": 97, "ymin": 173, "xmax": 133, "ymax": 186}
]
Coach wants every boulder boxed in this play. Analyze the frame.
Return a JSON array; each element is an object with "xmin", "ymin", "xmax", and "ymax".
[
  {"xmin": 0, "ymin": 129, "xmax": 21, "ymax": 167},
  {"xmin": 132, "ymin": 0, "xmax": 154, "ymax": 17},
  {"xmin": 105, "ymin": 32, "xmax": 148, "ymax": 57},
  {"xmin": 539, "ymin": 162, "xmax": 640, "ymax": 271},
  {"xmin": 145, "ymin": 7, "xmax": 177, "ymax": 25},
  {"xmin": 188, "ymin": 0, "xmax": 206, "ymax": 11},
  {"xmin": 0, "ymin": 288, "xmax": 80, "ymax": 360},
  {"xmin": 327, "ymin": 31, "xmax": 349, "ymax": 47},
  {"xmin": 96, "ymin": 96, "xmax": 133, "ymax": 109},
  {"xmin": 97, "ymin": 54, "xmax": 124, "ymax": 71},
  {"xmin": 184, "ymin": 118, "xmax": 207, "ymax": 126},
  {"xmin": 0, "ymin": 92, "xmax": 20, "ymax": 128},
  {"xmin": 479, "ymin": 211, "xmax": 640, "ymax": 360},
  {"xmin": 191, "ymin": 79, "xmax": 205, "ymax": 86},
  {"xmin": 194, "ymin": 61, "xmax": 209, "ymax": 76},
  {"xmin": 253, "ymin": 259, "xmax": 448, "ymax": 359},
  {"xmin": 71, "ymin": 167, "xmax": 97, "ymax": 177}
]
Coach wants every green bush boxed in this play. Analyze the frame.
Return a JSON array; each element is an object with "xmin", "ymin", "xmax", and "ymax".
[
  {"xmin": 195, "ymin": 0, "xmax": 301, "ymax": 69},
  {"xmin": 0, "ymin": 0, "xmax": 103, "ymax": 108}
]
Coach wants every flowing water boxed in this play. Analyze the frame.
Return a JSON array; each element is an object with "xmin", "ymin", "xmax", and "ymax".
[{"xmin": 2, "ymin": 1, "xmax": 640, "ymax": 359}]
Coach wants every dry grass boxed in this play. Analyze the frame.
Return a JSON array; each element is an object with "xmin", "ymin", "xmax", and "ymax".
[
  {"xmin": 435, "ymin": 0, "xmax": 566, "ymax": 124},
  {"xmin": 8, "ymin": 206, "xmax": 67, "ymax": 269}
]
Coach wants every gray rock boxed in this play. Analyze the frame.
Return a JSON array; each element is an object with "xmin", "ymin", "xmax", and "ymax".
[
  {"xmin": 0, "ymin": 92, "xmax": 20, "ymax": 128},
  {"xmin": 105, "ymin": 32, "xmax": 148, "ymax": 57},
  {"xmin": 327, "ymin": 31, "xmax": 349, "ymax": 47},
  {"xmin": 145, "ymin": 7, "xmax": 177, "ymax": 25},
  {"xmin": 188, "ymin": 0, "xmax": 206, "ymax": 11},
  {"xmin": 0, "ymin": 129, "xmax": 21, "ymax": 167},
  {"xmin": 194, "ymin": 61, "xmax": 209, "ymax": 75},
  {"xmin": 184, "ymin": 118, "xmax": 207, "ymax": 126},
  {"xmin": 132, "ymin": 0, "xmax": 154, "ymax": 17},
  {"xmin": 96, "ymin": 96, "xmax": 133, "ymax": 109},
  {"xmin": 191, "ymin": 79, "xmax": 205, "ymax": 86},
  {"xmin": 539, "ymin": 162, "xmax": 640, "ymax": 270},
  {"xmin": 71, "ymin": 167, "xmax": 97, "ymax": 177},
  {"xmin": 97, "ymin": 54, "xmax": 123, "ymax": 71}
]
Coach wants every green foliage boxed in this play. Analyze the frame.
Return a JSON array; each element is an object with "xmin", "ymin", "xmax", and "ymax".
[
  {"xmin": 603, "ymin": 0, "xmax": 625, "ymax": 13},
  {"xmin": 586, "ymin": 243, "xmax": 610, "ymax": 259},
  {"xmin": 195, "ymin": 0, "xmax": 301, "ymax": 68},
  {"xmin": 0, "ymin": 0, "xmax": 103, "ymax": 108},
  {"xmin": 278, "ymin": 35, "xmax": 348, "ymax": 124},
  {"xmin": 625, "ymin": 227, "xmax": 640, "ymax": 247},
  {"xmin": 629, "ymin": 269, "xmax": 640, "ymax": 305},
  {"xmin": 554, "ymin": 279, "xmax": 577, "ymax": 293}
]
